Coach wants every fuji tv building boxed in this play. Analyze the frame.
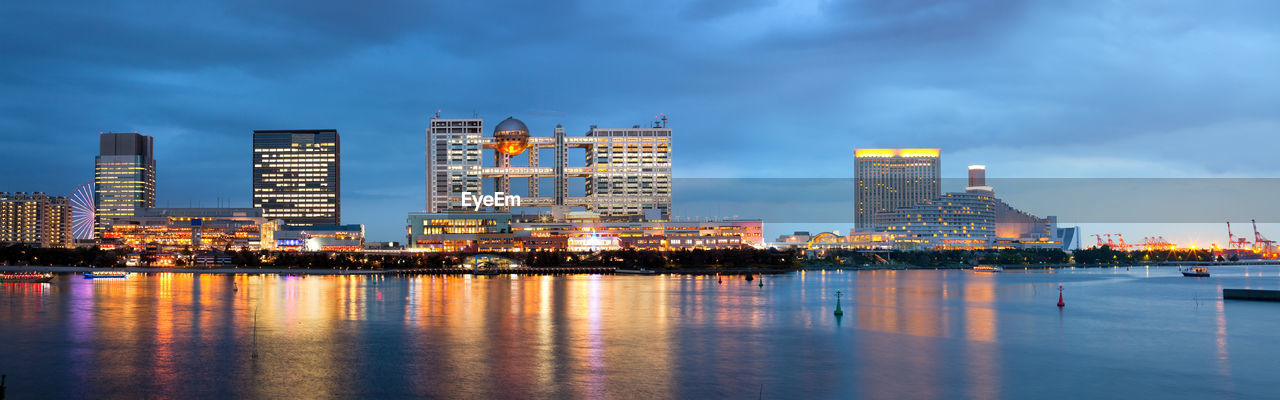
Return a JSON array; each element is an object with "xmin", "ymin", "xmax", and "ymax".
[
  {"xmin": 425, "ymin": 115, "xmax": 672, "ymax": 218},
  {"xmin": 410, "ymin": 115, "xmax": 764, "ymax": 252}
]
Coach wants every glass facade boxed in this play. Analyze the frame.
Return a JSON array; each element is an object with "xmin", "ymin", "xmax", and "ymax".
[
  {"xmin": 252, "ymin": 130, "xmax": 340, "ymax": 225},
  {"xmin": 94, "ymin": 132, "xmax": 156, "ymax": 238}
]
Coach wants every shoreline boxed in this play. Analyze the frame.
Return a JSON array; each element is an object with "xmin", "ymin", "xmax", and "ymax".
[{"xmin": 6, "ymin": 262, "xmax": 1275, "ymax": 277}]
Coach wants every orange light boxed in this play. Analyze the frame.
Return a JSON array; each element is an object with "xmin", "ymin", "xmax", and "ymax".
[{"xmin": 855, "ymin": 148, "xmax": 939, "ymax": 158}]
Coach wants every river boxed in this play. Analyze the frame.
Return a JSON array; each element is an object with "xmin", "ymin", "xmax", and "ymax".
[{"xmin": 2, "ymin": 266, "xmax": 1277, "ymax": 399}]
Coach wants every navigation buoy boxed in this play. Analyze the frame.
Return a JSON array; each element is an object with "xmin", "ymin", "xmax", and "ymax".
[
  {"xmin": 834, "ymin": 290, "xmax": 845, "ymax": 316},
  {"xmin": 1057, "ymin": 283, "xmax": 1065, "ymax": 308}
]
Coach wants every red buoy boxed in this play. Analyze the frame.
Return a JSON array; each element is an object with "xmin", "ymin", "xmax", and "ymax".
[{"xmin": 1057, "ymin": 283, "xmax": 1065, "ymax": 308}]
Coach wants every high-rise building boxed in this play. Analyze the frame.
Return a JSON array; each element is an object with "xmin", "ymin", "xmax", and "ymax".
[
  {"xmin": 1, "ymin": 192, "xmax": 74, "ymax": 248},
  {"xmin": 426, "ymin": 118, "xmax": 483, "ymax": 213},
  {"xmin": 854, "ymin": 148, "xmax": 940, "ymax": 230},
  {"xmin": 95, "ymin": 132, "xmax": 156, "ymax": 237},
  {"xmin": 582, "ymin": 125, "xmax": 672, "ymax": 218},
  {"xmin": 252, "ymin": 130, "xmax": 340, "ymax": 225},
  {"xmin": 424, "ymin": 115, "xmax": 672, "ymax": 219}
]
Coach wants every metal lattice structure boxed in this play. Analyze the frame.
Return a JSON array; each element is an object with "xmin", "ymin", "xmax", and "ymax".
[{"xmin": 71, "ymin": 180, "xmax": 95, "ymax": 240}]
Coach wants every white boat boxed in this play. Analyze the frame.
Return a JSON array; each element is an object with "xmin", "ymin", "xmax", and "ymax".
[
  {"xmin": 615, "ymin": 268, "xmax": 658, "ymax": 275},
  {"xmin": 972, "ymin": 266, "xmax": 1003, "ymax": 273},
  {"xmin": 1181, "ymin": 267, "xmax": 1210, "ymax": 277}
]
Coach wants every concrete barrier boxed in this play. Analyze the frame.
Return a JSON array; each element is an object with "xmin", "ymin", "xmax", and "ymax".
[{"xmin": 1223, "ymin": 289, "xmax": 1280, "ymax": 302}]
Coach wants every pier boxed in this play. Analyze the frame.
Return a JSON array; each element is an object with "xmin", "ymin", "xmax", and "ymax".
[{"xmin": 1223, "ymin": 289, "xmax": 1280, "ymax": 302}]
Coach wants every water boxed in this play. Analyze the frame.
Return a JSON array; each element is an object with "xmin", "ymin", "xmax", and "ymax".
[{"xmin": 2, "ymin": 266, "xmax": 1278, "ymax": 399}]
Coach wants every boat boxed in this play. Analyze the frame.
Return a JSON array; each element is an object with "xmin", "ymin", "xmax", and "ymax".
[
  {"xmin": 83, "ymin": 270, "xmax": 130, "ymax": 279},
  {"xmin": 973, "ymin": 266, "xmax": 1004, "ymax": 273},
  {"xmin": 1181, "ymin": 267, "xmax": 1210, "ymax": 277},
  {"xmin": 615, "ymin": 268, "xmax": 657, "ymax": 275},
  {"xmin": 1, "ymin": 272, "xmax": 54, "ymax": 283}
]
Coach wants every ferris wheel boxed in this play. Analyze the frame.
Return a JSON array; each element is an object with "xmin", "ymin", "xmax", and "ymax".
[{"xmin": 71, "ymin": 180, "xmax": 95, "ymax": 240}]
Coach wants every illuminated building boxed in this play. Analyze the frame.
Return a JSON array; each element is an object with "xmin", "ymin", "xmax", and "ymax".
[
  {"xmin": 874, "ymin": 165, "xmax": 1058, "ymax": 249},
  {"xmin": 94, "ymin": 132, "xmax": 155, "ymax": 237},
  {"xmin": 0, "ymin": 192, "xmax": 74, "ymax": 248},
  {"xmin": 271, "ymin": 224, "xmax": 365, "ymax": 252},
  {"xmin": 772, "ymin": 231, "xmax": 893, "ymax": 251},
  {"xmin": 406, "ymin": 212, "xmax": 512, "ymax": 252},
  {"xmin": 405, "ymin": 211, "xmax": 761, "ymax": 252},
  {"xmin": 252, "ymin": 129, "xmax": 340, "ymax": 226},
  {"xmin": 425, "ymin": 115, "xmax": 671, "ymax": 218},
  {"xmin": 854, "ymin": 148, "xmax": 940, "ymax": 230},
  {"xmin": 102, "ymin": 208, "xmax": 278, "ymax": 252}
]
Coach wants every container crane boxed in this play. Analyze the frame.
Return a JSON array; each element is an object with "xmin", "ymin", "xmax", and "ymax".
[
  {"xmin": 1252, "ymin": 219, "xmax": 1276, "ymax": 254},
  {"xmin": 1113, "ymin": 234, "xmax": 1129, "ymax": 251},
  {"xmin": 1227, "ymin": 221, "xmax": 1252, "ymax": 250}
]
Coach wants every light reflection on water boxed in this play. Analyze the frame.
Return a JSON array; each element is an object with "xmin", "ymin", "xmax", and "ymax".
[{"xmin": 1, "ymin": 266, "xmax": 1277, "ymax": 399}]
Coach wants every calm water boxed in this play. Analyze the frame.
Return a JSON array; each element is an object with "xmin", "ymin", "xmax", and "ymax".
[{"xmin": 2, "ymin": 266, "xmax": 1279, "ymax": 399}]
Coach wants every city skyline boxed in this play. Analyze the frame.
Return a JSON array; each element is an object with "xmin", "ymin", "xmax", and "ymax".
[{"xmin": 3, "ymin": 1, "xmax": 1280, "ymax": 243}]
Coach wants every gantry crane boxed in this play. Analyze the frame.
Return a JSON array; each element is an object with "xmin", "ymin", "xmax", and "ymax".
[
  {"xmin": 1228, "ymin": 221, "xmax": 1252, "ymax": 250},
  {"xmin": 1252, "ymin": 219, "xmax": 1276, "ymax": 254},
  {"xmin": 1113, "ymin": 234, "xmax": 1129, "ymax": 251}
]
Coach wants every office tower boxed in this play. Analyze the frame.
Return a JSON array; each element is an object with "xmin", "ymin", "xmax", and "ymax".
[
  {"xmin": 426, "ymin": 118, "xmax": 483, "ymax": 213},
  {"xmin": 95, "ymin": 132, "xmax": 156, "ymax": 237},
  {"xmin": 853, "ymin": 148, "xmax": 940, "ymax": 230},
  {"xmin": 1, "ymin": 192, "xmax": 74, "ymax": 248},
  {"xmin": 582, "ymin": 124, "xmax": 672, "ymax": 218},
  {"xmin": 252, "ymin": 130, "xmax": 340, "ymax": 225}
]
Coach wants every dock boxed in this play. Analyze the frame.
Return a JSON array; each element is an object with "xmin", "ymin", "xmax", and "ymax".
[{"xmin": 1223, "ymin": 289, "xmax": 1280, "ymax": 302}]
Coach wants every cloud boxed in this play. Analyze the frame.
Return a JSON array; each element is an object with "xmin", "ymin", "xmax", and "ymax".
[{"xmin": 2, "ymin": 0, "xmax": 1280, "ymax": 241}]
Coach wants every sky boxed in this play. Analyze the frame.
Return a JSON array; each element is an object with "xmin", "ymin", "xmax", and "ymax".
[{"xmin": 2, "ymin": 0, "xmax": 1279, "ymax": 243}]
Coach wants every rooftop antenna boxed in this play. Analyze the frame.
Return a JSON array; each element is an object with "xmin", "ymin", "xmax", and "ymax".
[{"xmin": 434, "ymin": 109, "xmax": 441, "ymax": 119}]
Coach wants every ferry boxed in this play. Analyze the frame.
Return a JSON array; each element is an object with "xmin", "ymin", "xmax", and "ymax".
[
  {"xmin": 972, "ymin": 265, "xmax": 1004, "ymax": 273},
  {"xmin": 1, "ymin": 272, "xmax": 54, "ymax": 283},
  {"xmin": 1181, "ymin": 267, "xmax": 1210, "ymax": 277},
  {"xmin": 615, "ymin": 268, "xmax": 658, "ymax": 275},
  {"xmin": 83, "ymin": 270, "xmax": 130, "ymax": 279}
]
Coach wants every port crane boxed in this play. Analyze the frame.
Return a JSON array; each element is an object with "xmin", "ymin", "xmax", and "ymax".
[
  {"xmin": 1113, "ymin": 234, "xmax": 1129, "ymax": 251},
  {"xmin": 1227, "ymin": 221, "xmax": 1252, "ymax": 250},
  {"xmin": 1252, "ymin": 219, "xmax": 1276, "ymax": 254}
]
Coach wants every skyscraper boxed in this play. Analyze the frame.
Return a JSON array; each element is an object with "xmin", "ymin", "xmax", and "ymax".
[
  {"xmin": 425, "ymin": 118, "xmax": 483, "ymax": 213},
  {"xmin": 853, "ymin": 148, "xmax": 940, "ymax": 230},
  {"xmin": 95, "ymin": 132, "xmax": 155, "ymax": 237},
  {"xmin": 252, "ymin": 130, "xmax": 340, "ymax": 225}
]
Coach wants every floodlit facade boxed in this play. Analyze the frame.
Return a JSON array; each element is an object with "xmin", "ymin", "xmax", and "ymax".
[
  {"xmin": 101, "ymin": 208, "xmax": 278, "ymax": 252},
  {"xmin": 874, "ymin": 166, "xmax": 1059, "ymax": 249},
  {"xmin": 271, "ymin": 224, "xmax": 365, "ymax": 252},
  {"xmin": 854, "ymin": 148, "xmax": 940, "ymax": 231},
  {"xmin": 425, "ymin": 116, "xmax": 672, "ymax": 218},
  {"xmin": 406, "ymin": 212, "xmax": 513, "ymax": 252},
  {"xmin": 252, "ymin": 130, "xmax": 340, "ymax": 226},
  {"xmin": 876, "ymin": 192, "xmax": 998, "ymax": 249},
  {"xmin": 95, "ymin": 132, "xmax": 156, "ymax": 237},
  {"xmin": 405, "ymin": 211, "xmax": 760, "ymax": 252},
  {"xmin": 0, "ymin": 192, "xmax": 74, "ymax": 248}
]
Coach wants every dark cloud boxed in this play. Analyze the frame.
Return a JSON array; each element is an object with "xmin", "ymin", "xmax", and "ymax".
[{"xmin": 2, "ymin": 0, "xmax": 1279, "ymax": 240}]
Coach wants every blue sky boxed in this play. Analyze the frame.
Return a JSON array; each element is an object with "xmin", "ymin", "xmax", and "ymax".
[{"xmin": 2, "ymin": 1, "xmax": 1279, "ymax": 242}]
